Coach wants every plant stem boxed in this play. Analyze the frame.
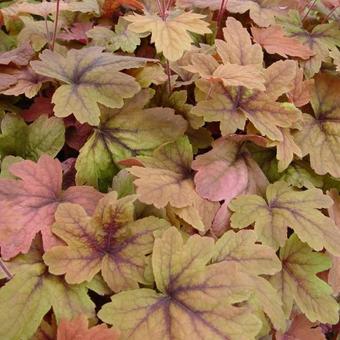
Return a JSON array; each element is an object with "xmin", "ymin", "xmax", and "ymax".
[
  {"xmin": 0, "ymin": 258, "xmax": 12, "ymax": 281},
  {"xmin": 156, "ymin": 0, "xmax": 163, "ymax": 16},
  {"xmin": 165, "ymin": 60, "xmax": 172, "ymax": 94},
  {"xmin": 321, "ymin": 6, "xmax": 338, "ymax": 23},
  {"xmin": 217, "ymin": 0, "xmax": 228, "ymax": 38},
  {"xmin": 44, "ymin": 15, "xmax": 51, "ymax": 49},
  {"xmin": 51, "ymin": 0, "xmax": 60, "ymax": 51},
  {"xmin": 302, "ymin": 0, "xmax": 317, "ymax": 22}
]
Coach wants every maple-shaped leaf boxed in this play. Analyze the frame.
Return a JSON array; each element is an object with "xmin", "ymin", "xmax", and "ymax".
[
  {"xmin": 276, "ymin": 313, "xmax": 326, "ymax": 340},
  {"xmin": 0, "ymin": 113, "xmax": 65, "ymax": 160},
  {"xmin": 0, "ymin": 155, "xmax": 103, "ymax": 259},
  {"xmin": 98, "ymin": 227, "xmax": 262, "ymax": 340},
  {"xmin": 87, "ymin": 18, "xmax": 141, "ymax": 53},
  {"xmin": 128, "ymin": 136, "xmax": 195, "ymax": 209},
  {"xmin": 230, "ymin": 181, "xmax": 340, "ymax": 255},
  {"xmin": 192, "ymin": 136, "xmax": 268, "ymax": 203},
  {"xmin": 125, "ymin": 10, "xmax": 211, "ymax": 61},
  {"xmin": 75, "ymin": 90, "xmax": 187, "ymax": 190},
  {"xmin": 192, "ymin": 58, "xmax": 300, "ymax": 141},
  {"xmin": 228, "ymin": 0, "xmax": 290, "ymax": 27},
  {"xmin": 21, "ymin": 96, "xmax": 54, "ymax": 122},
  {"xmin": 293, "ymin": 73, "xmax": 340, "ymax": 178},
  {"xmin": 212, "ymin": 230, "xmax": 286, "ymax": 330},
  {"xmin": 0, "ymin": 43, "xmax": 34, "ymax": 66},
  {"xmin": 101, "ymin": 0, "xmax": 144, "ymax": 18},
  {"xmin": 277, "ymin": 11, "xmax": 340, "ymax": 77},
  {"xmin": 44, "ymin": 191, "xmax": 171, "ymax": 292},
  {"xmin": 251, "ymin": 25, "xmax": 314, "ymax": 59},
  {"xmin": 0, "ymin": 241, "xmax": 95, "ymax": 340},
  {"xmin": 185, "ymin": 18, "xmax": 265, "ymax": 90},
  {"xmin": 270, "ymin": 234, "xmax": 339, "ymax": 323},
  {"xmin": 57, "ymin": 315, "xmax": 120, "ymax": 340},
  {"xmin": 287, "ymin": 64, "xmax": 314, "ymax": 107},
  {"xmin": 128, "ymin": 136, "xmax": 217, "ymax": 231},
  {"xmin": 31, "ymin": 47, "xmax": 150, "ymax": 126}
]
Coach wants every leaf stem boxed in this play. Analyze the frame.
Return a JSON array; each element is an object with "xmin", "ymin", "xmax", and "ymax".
[
  {"xmin": 165, "ymin": 59, "xmax": 172, "ymax": 94},
  {"xmin": 0, "ymin": 258, "xmax": 12, "ymax": 281},
  {"xmin": 217, "ymin": 0, "xmax": 228, "ymax": 38},
  {"xmin": 44, "ymin": 15, "xmax": 51, "ymax": 49},
  {"xmin": 51, "ymin": 0, "xmax": 61, "ymax": 51},
  {"xmin": 321, "ymin": 6, "xmax": 338, "ymax": 23},
  {"xmin": 302, "ymin": 0, "xmax": 317, "ymax": 23}
]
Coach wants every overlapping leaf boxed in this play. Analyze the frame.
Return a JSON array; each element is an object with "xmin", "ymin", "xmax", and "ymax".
[
  {"xmin": 125, "ymin": 10, "xmax": 211, "ymax": 61},
  {"xmin": 0, "ymin": 241, "xmax": 95, "ymax": 340},
  {"xmin": 99, "ymin": 227, "xmax": 262, "ymax": 340},
  {"xmin": 31, "ymin": 47, "xmax": 149, "ymax": 125},
  {"xmin": 44, "ymin": 191, "xmax": 171, "ymax": 292},
  {"xmin": 230, "ymin": 181, "xmax": 340, "ymax": 254},
  {"xmin": 75, "ymin": 90, "xmax": 187, "ymax": 191},
  {"xmin": 0, "ymin": 155, "xmax": 103, "ymax": 259},
  {"xmin": 270, "ymin": 234, "xmax": 339, "ymax": 323},
  {"xmin": 0, "ymin": 114, "xmax": 65, "ymax": 160},
  {"xmin": 294, "ymin": 73, "xmax": 340, "ymax": 178},
  {"xmin": 192, "ymin": 51, "xmax": 301, "ymax": 142}
]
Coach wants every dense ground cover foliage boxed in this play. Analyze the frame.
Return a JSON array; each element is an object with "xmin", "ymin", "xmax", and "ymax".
[{"xmin": 0, "ymin": 0, "xmax": 340, "ymax": 339}]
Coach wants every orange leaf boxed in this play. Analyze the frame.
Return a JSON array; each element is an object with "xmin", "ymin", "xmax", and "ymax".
[
  {"xmin": 251, "ymin": 25, "xmax": 315, "ymax": 59},
  {"xmin": 57, "ymin": 315, "xmax": 120, "ymax": 340},
  {"xmin": 102, "ymin": 0, "xmax": 143, "ymax": 17}
]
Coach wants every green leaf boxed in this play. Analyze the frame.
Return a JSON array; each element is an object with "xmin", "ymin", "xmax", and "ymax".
[
  {"xmin": 99, "ymin": 227, "xmax": 262, "ymax": 340},
  {"xmin": 229, "ymin": 181, "xmax": 340, "ymax": 255},
  {"xmin": 270, "ymin": 234, "xmax": 339, "ymax": 323},
  {"xmin": 31, "ymin": 47, "xmax": 149, "ymax": 126},
  {"xmin": 0, "ymin": 114, "xmax": 65, "ymax": 160},
  {"xmin": 75, "ymin": 90, "xmax": 187, "ymax": 191}
]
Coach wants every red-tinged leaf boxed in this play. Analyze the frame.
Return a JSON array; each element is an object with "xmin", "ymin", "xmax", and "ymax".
[
  {"xmin": 43, "ymin": 191, "xmax": 171, "ymax": 292},
  {"xmin": 57, "ymin": 315, "xmax": 120, "ymax": 340},
  {"xmin": 0, "ymin": 155, "xmax": 103, "ymax": 259},
  {"xmin": 251, "ymin": 26, "xmax": 314, "ymax": 59},
  {"xmin": 58, "ymin": 23, "xmax": 93, "ymax": 44},
  {"xmin": 0, "ymin": 43, "xmax": 34, "ymax": 66},
  {"xmin": 276, "ymin": 313, "xmax": 326, "ymax": 340},
  {"xmin": 102, "ymin": 0, "xmax": 144, "ymax": 18},
  {"xmin": 192, "ymin": 137, "xmax": 268, "ymax": 202},
  {"xmin": 287, "ymin": 65, "xmax": 314, "ymax": 107},
  {"xmin": 21, "ymin": 96, "xmax": 54, "ymax": 122},
  {"xmin": 327, "ymin": 189, "xmax": 340, "ymax": 295}
]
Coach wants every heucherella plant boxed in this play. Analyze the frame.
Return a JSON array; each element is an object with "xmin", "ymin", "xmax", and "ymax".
[{"xmin": 0, "ymin": 0, "xmax": 339, "ymax": 339}]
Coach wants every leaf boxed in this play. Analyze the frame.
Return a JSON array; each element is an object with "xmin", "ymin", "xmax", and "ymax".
[
  {"xmin": 270, "ymin": 234, "xmax": 339, "ymax": 323},
  {"xmin": 192, "ymin": 136, "xmax": 268, "ymax": 202},
  {"xmin": 0, "ymin": 42, "xmax": 34, "ymax": 66},
  {"xmin": 44, "ymin": 191, "xmax": 170, "ymax": 292},
  {"xmin": 0, "ymin": 242, "xmax": 95, "ymax": 340},
  {"xmin": 293, "ymin": 73, "xmax": 340, "ymax": 177},
  {"xmin": 192, "ymin": 58, "xmax": 301, "ymax": 141},
  {"xmin": 98, "ymin": 227, "xmax": 262, "ymax": 340},
  {"xmin": 87, "ymin": 18, "xmax": 141, "ymax": 53},
  {"xmin": 128, "ymin": 136, "xmax": 195, "ymax": 209},
  {"xmin": 251, "ymin": 25, "xmax": 314, "ymax": 59},
  {"xmin": 75, "ymin": 90, "xmax": 187, "ymax": 190},
  {"xmin": 229, "ymin": 181, "xmax": 340, "ymax": 255},
  {"xmin": 57, "ymin": 315, "xmax": 120, "ymax": 340},
  {"xmin": 330, "ymin": 47, "xmax": 340, "ymax": 71},
  {"xmin": 212, "ymin": 230, "xmax": 286, "ymax": 330},
  {"xmin": 228, "ymin": 0, "xmax": 290, "ymax": 27},
  {"xmin": 327, "ymin": 189, "xmax": 340, "ymax": 295},
  {"xmin": 0, "ymin": 155, "xmax": 103, "ymax": 259},
  {"xmin": 287, "ymin": 65, "xmax": 314, "ymax": 107},
  {"xmin": 58, "ymin": 22, "xmax": 93, "ymax": 44},
  {"xmin": 277, "ymin": 13, "xmax": 340, "ymax": 77},
  {"xmin": 276, "ymin": 314, "xmax": 326, "ymax": 340},
  {"xmin": 125, "ymin": 10, "xmax": 211, "ymax": 61},
  {"xmin": 31, "ymin": 47, "xmax": 149, "ymax": 125},
  {"xmin": 0, "ymin": 114, "xmax": 65, "ymax": 160},
  {"xmin": 101, "ymin": 0, "xmax": 144, "ymax": 18}
]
